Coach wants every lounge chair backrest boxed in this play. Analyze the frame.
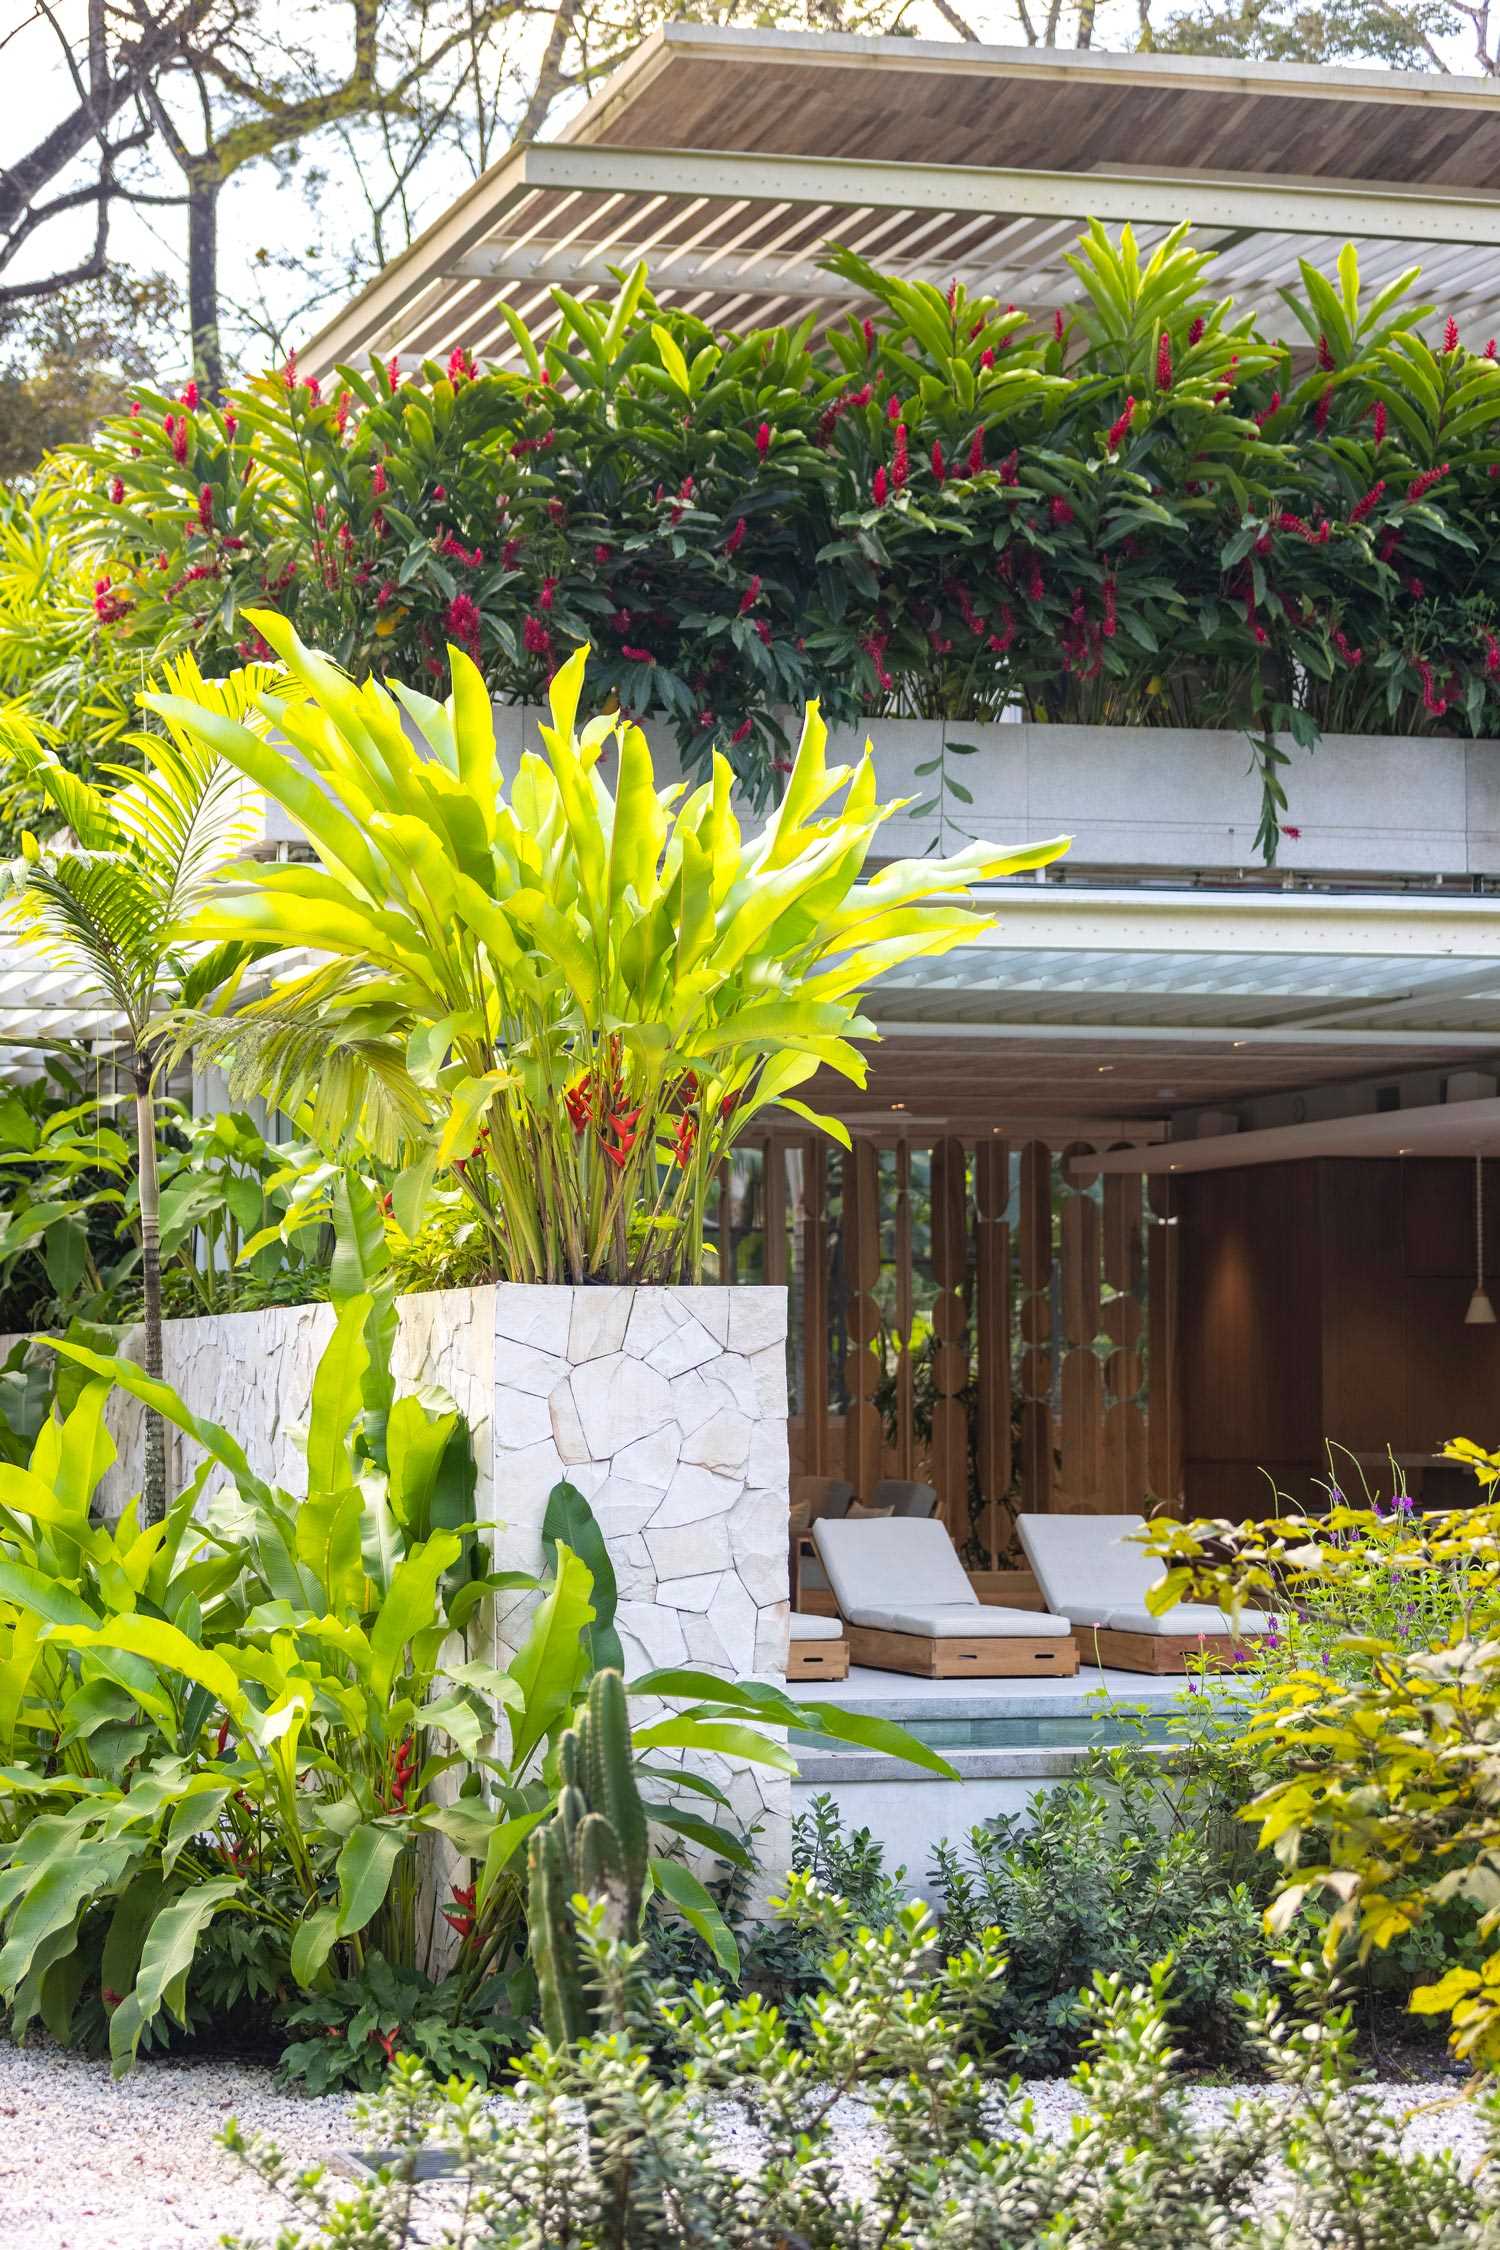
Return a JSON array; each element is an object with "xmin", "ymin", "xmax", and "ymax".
[
  {"xmin": 1016, "ymin": 1513, "xmax": 1153, "ymax": 1617},
  {"xmin": 812, "ymin": 1516, "xmax": 977, "ymax": 1618},
  {"xmin": 870, "ymin": 1478, "xmax": 938, "ymax": 1518},
  {"xmin": 792, "ymin": 1474, "xmax": 855, "ymax": 1522}
]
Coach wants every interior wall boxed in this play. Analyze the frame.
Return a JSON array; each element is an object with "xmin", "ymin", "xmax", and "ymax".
[{"xmin": 1181, "ymin": 1157, "xmax": 1500, "ymax": 1519}]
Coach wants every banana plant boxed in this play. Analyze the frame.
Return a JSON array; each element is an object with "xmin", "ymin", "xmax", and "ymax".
[{"xmin": 151, "ymin": 624, "xmax": 1067, "ymax": 1286}]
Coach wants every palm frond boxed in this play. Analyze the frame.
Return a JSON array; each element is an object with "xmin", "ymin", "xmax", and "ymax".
[{"xmin": 8, "ymin": 856, "xmax": 162, "ymax": 1030}]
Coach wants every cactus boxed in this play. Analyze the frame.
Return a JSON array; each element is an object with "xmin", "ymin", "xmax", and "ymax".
[{"xmin": 527, "ymin": 1669, "xmax": 649, "ymax": 2046}]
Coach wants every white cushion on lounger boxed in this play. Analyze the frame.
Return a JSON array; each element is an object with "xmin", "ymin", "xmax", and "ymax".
[
  {"xmin": 1100, "ymin": 1603, "xmax": 1272, "ymax": 1637},
  {"xmin": 812, "ymin": 1518, "xmax": 1072, "ymax": 1637},
  {"xmin": 854, "ymin": 1602, "xmax": 1072, "ymax": 1638},
  {"xmin": 789, "ymin": 1611, "xmax": 845, "ymax": 1641},
  {"xmin": 1017, "ymin": 1512, "xmax": 1167, "ymax": 1628}
]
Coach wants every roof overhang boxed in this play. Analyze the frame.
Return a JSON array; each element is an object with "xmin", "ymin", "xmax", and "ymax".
[{"xmin": 301, "ymin": 28, "xmax": 1500, "ymax": 378}]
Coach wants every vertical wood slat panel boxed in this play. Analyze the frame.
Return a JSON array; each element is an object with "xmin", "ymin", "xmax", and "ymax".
[
  {"xmin": 843, "ymin": 1137, "xmax": 884, "ymax": 1499},
  {"xmin": 1019, "ymin": 1141, "xmax": 1052, "ymax": 1512},
  {"xmin": 930, "ymin": 1136, "xmax": 971, "ymax": 1544},
  {"xmin": 763, "ymin": 1141, "xmax": 787, "ymax": 1288},
  {"xmin": 1147, "ymin": 1171, "xmax": 1183, "ymax": 1511},
  {"xmin": 894, "ymin": 1141, "xmax": 915, "ymax": 1481},
  {"xmin": 974, "ymin": 1138, "xmax": 1011, "ymax": 1566},
  {"xmin": 802, "ymin": 1140, "xmax": 829, "ymax": 1474}
]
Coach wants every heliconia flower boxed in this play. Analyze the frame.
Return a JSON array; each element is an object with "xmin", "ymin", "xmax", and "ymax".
[
  {"xmin": 1406, "ymin": 461, "xmax": 1451, "ymax": 502},
  {"xmin": 931, "ymin": 439, "xmax": 946, "ymax": 484},
  {"xmin": 1155, "ymin": 334, "xmax": 1173, "ymax": 390},
  {"xmin": 1053, "ymin": 308, "xmax": 1065, "ymax": 343},
  {"xmin": 1444, "ymin": 316, "xmax": 1459, "ymax": 353},
  {"xmin": 968, "ymin": 428, "xmax": 985, "ymax": 474},
  {"xmin": 738, "ymin": 574, "xmax": 762, "ymax": 614},
  {"xmin": 565, "ymin": 1079, "xmax": 591, "ymax": 1133},
  {"xmin": 1350, "ymin": 480, "xmax": 1385, "ymax": 523},
  {"xmin": 197, "ymin": 483, "xmax": 214, "ymax": 533},
  {"xmin": 523, "ymin": 614, "xmax": 552, "ymax": 656},
  {"xmin": 108, "ymin": 477, "xmax": 124, "ymax": 505},
  {"xmin": 724, "ymin": 516, "xmax": 747, "ymax": 555},
  {"xmin": 756, "ymin": 421, "xmax": 771, "ymax": 457},
  {"xmin": 1105, "ymin": 396, "xmax": 1136, "ymax": 452},
  {"xmin": 1316, "ymin": 334, "xmax": 1334, "ymax": 371},
  {"xmin": 445, "ymin": 593, "xmax": 481, "ymax": 651},
  {"xmin": 1187, "ymin": 316, "xmax": 1206, "ymax": 346},
  {"xmin": 872, "ymin": 464, "xmax": 889, "ymax": 506},
  {"xmin": 892, "ymin": 423, "xmax": 909, "ymax": 489}
]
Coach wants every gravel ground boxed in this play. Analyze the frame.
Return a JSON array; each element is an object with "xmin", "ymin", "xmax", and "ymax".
[{"xmin": 0, "ymin": 2041, "xmax": 1487, "ymax": 2249}]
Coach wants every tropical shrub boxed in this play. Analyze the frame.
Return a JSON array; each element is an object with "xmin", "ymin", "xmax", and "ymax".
[
  {"xmin": 153, "ymin": 624, "xmax": 1061, "ymax": 1285},
  {"xmin": 1143, "ymin": 1443, "xmax": 1500, "ymax": 2068},
  {"xmin": 0, "ymin": 1185, "xmax": 949, "ymax": 2072},
  {"xmin": 222, "ymin": 1886, "xmax": 1497, "ymax": 2250},
  {"xmin": 34, "ymin": 227, "xmax": 1500, "ymax": 855}
]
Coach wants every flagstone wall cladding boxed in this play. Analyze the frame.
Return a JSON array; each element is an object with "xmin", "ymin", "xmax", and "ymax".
[{"xmin": 22, "ymin": 1282, "xmax": 793, "ymax": 1867}]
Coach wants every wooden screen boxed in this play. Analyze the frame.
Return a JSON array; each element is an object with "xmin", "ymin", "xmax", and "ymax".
[{"xmin": 736, "ymin": 1134, "xmax": 1182, "ymax": 1560}]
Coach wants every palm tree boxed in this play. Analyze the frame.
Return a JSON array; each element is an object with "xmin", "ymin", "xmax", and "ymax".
[{"xmin": 0, "ymin": 657, "xmax": 270, "ymax": 1521}]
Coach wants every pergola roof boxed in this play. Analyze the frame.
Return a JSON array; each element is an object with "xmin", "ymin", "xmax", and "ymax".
[{"xmin": 301, "ymin": 28, "xmax": 1500, "ymax": 379}]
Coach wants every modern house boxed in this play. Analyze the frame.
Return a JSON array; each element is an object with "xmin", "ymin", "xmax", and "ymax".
[{"xmin": 294, "ymin": 28, "xmax": 1500, "ymax": 1552}]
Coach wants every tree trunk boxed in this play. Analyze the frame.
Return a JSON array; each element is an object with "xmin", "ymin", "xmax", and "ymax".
[
  {"xmin": 134, "ymin": 1059, "xmax": 167, "ymax": 1526},
  {"xmin": 187, "ymin": 171, "xmax": 222, "ymax": 396}
]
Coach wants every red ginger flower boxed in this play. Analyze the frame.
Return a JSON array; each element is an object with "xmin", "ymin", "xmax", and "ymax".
[
  {"xmin": 738, "ymin": 574, "xmax": 762, "ymax": 614},
  {"xmin": 1187, "ymin": 316, "xmax": 1206, "ymax": 345},
  {"xmin": 523, "ymin": 614, "xmax": 552, "ymax": 657},
  {"xmin": 1406, "ymin": 462, "xmax": 1451, "ymax": 502},
  {"xmin": 980, "ymin": 347, "xmax": 995, "ymax": 369},
  {"xmin": 756, "ymin": 421, "xmax": 771, "ymax": 457},
  {"xmin": 621, "ymin": 644, "xmax": 653, "ymax": 662},
  {"xmin": 731, "ymin": 716, "xmax": 753, "ymax": 740},
  {"xmin": 197, "ymin": 483, "xmax": 214, "ymax": 533},
  {"xmin": 968, "ymin": 427, "xmax": 985, "ymax": 474},
  {"xmin": 372, "ymin": 461, "xmax": 387, "ymax": 495},
  {"xmin": 108, "ymin": 476, "xmax": 124, "ymax": 505},
  {"xmin": 931, "ymin": 439, "xmax": 946, "ymax": 484},
  {"xmin": 872, "ymin": 464, "xmax": 889, "ymax": 506},
  {"xmin": 998, "ymin": 448, "xmax": 1019, "ymax": 485},
  {"xmin": 168, "ymin": 415, "xmax": 189, "ymax": 465},
  {"xmin": 1314, "ymin": 387, "xmax": 1333, "ymax": 432},
  {"xmin": 1316, "ymin": 334, "xmax": 1334, "ymax": 370},
  {"xmin": 1105, "ymin": 397, "xmax": 1136, "ymax": 452},
  {"xmin": 445, "ymin": 593, "xmax": 481, "ymax": 653},
  {"xmin": 1372, "ymin": 401, "xmax": 1387, "ymax": 447},
  {"xmin": 862, "ymin": 316, "xmax": 876, "ymax": 354},
  {"xmin": 224, "ymin": 411, "xmax": 237, "ymax": 438},
  {"xmin": 1444, "ymin": 317, "xmax": 1459, "ymax": 353},
  {"xmin": 724, "ymin": 516, "xmax": 747, "ymax": 555},
  {"xmin": 1053, "ymin": 308, "xmax": 1065, "ymax": 343},
  {"xmin": 539, "ymin": 575, "xmax": 557, "ymax": 611},
  {"xmin": 892, "ymin": 423, "xmax": 909, "ymax": 489},
  {"xmin": 1155, "ymin": 333, "xmax": 1173, "ymax": 391},
  {"xmin": 1350, "ymin": 480, "xmax": 1385, "ymax": 523}
]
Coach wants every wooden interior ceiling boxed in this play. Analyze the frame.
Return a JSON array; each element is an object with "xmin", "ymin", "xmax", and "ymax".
[
  {"xmin": 802, "ymin": 1032, "xmax": 1492, "ymax": 1136},
  {"xmin": 589, "ymin": 30, "xmax": 1500, "ymax": 191}
]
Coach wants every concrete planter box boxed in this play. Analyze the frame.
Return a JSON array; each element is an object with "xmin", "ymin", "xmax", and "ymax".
[
  {"xmin": 262, "ymin": 705, "xmax": 1498, "ymax": 879},
  {"xmin": 24, "ymin": 1281, "xmax": 794, "ymax": 1875}
]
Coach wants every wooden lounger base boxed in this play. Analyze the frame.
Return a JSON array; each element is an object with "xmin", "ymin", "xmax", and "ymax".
[
  {"xmin": 786, "ymin": 1639, "xmax": 850, "ymax": 1681},
  {"xmin": 847, "ymin": 1625, "xmax": 1080, "ymax": 1679},
  {"xmin": 1087, "ymin": 1628, "xmax": 1253, "ymax": 1675}
]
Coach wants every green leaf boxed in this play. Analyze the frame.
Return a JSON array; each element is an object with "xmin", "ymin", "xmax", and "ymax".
[
  {"xmin": 648, "ymin": 1855, "xmax": 739, "ymax": 1974},
  {"xmin": 542, "ymin": 1481, "xmax": 623, "ymax": 1673},
  {"xmin": 335, "ymin": 1823, "xmax": 406, "ymax": 1938},
  {"xmin": 506, "ymin": 1541, "xmax": 594, "ymax": 1768},
  {"xmin": 630, "ymin": 1718, "xmax": 797, "ymax": 1772},
  {"xmin": 290, "ymin": 1902, "xmax": 340, "ymax": 1989},
  {"xmin": 109, "ymin": 1880, "xmax": 241, "ymax": 2074},
  {"xmin": 368, "ymin": 1530, "xmax": 463, "ymax": 1702}
]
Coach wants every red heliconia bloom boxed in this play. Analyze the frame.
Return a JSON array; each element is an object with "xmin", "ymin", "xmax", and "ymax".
[
  {"xmin": 756, "ymin": 421, "xmax": 771, "ymax": 457},
  {"xmin": 1350, "ymin": 480, "xmax": 1385, "ymax": 523},
  {"xmin": 372, "ymin": 460, "xmax": 388, "ymax": 496},
  {"xmin": 197, "ymin": 483, "xmax": 214, "ymax": 533},
  {"xmin": 1316, "ymin": 334, "xmax": 1334, "ymax": 371},
  {"xmin": 720, "ymin": 1090, "xmax": 741, "ymax": 1119},
  {"xmin": 980, "ymin": 348, "xmax": 995, "ymax": 369},
  {"xmin": 600, "ymin": 1101, "xmax": 641, "ymax": 1168},
  {"xmin": 445, "ymin": 593, "xmax": 481, "ymax": 652},
  {"xmin": 1155, "ymin": 334, "xmax": 1173, "ymax": 391},
  {"xmin": 968, "ymin": 427, "xmax": 985, "ymax": 474},
  {"xmin": 1444, "ymin": 317, "xmax": 1459, "ymax": 353},
  {"xmin": 738, "ymin": 574, "xmax": 762, "ymax": 614},
  {"xmin": 672, "ymin": 1112, "xmax": 698, "ymax": 1167},
  {"xmin": 724, "ymin": 516, "xmax": 747, "ymax": 555},
  {"xmin": 565, "ymin": 1079, "xmax": 591, "ymax": 1134},
  {"xmin": 1406, "ymin": 461, "xmax": 1451, "ymax": 502},
  {"xmin": 1187, "ymin": 316, "xmax": 1206, "ymax": 346},
  {"xmin": 892, "ymin": 423, "xmax": 909, "ymax": 489},
  {"xmin": 872, "ymin": 464, "xmax": 889, "ymax": 506},
  {"xmin": 108, "ymin": 477, "xmax": 124, "ymax": 505},
  {"xmin": 1053, "ymin": 308, "xmax": 1065, "ymax": 344},
  {"xmin": 215, "ymin": 1715, "xmax": 231, "ymax": 1755},
  {"xmin": 523, "ymin": 614, "xmax": 553, "ymax": 657},
  {"xmin": 931, "ymin": 439, "xmax": 946, "ymax": 484},
  {"xmin": 539, "ymin": 574, "xmax": 557, "ymax": 611},
  {"xmin": 1105, "ymin": 396, "xmax": 1136, "ymax": 452}
]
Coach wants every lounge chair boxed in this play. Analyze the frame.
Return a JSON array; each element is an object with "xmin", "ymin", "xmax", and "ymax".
[
  {"xmin": 1016, "ymin": 1512, "xmax": 1270, "ymax": 1675},
  {"xmin": 869, "ymin": 1478, "xmax": 938, "ymax": 1518},
  {"xmin": 786, "ymin": 1611, "xmax": 849, "ymax": 1681},
  {"xmin": 811, "ymin": 1516, "xmax": 1079, "ymax": 1679}
]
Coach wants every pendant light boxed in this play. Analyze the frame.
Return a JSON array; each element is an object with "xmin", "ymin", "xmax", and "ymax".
[{"xmin": 1466, "ymin": 1153, "xmax": 1496, "ymax": 1326}]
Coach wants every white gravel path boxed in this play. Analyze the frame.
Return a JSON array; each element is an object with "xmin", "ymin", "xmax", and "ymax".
[{"xmin": 0, "ymin": 2041, "xmax": 1486, "ymax": 2249}]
